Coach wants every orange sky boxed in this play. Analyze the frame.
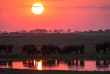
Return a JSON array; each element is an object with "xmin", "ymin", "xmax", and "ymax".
[{"xmin": 0, "ymin": 0, "xmax": 110, "ymax": 32}]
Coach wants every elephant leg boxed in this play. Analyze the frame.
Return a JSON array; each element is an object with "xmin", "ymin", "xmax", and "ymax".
[
  {"xmin": 48, "ymin": 52, "xmax": 51, "ymax": 56},
  {"xmin": 105, "ymin": 49, "xmax": 106, "ymax": 54},
  {"xmin": 8, "ymin": 49, "xmax": 12, "ymax": 53},
  {"xmin": 9, "ymin": 49, "xmax": 12, "ymax": 53},
  {"xmin": 5, "ymin": 49, "xmax": 7, "ymax": 53},
  {"xmin": 32, "ymin": 52, "xmax": 34, "ymax": 56},
  {"xmin": 96, "ymin": 50, "xmax": 97, "ymax": 54},
  {"xmin": 108, "ymin": 48, "xmax": 109, "ymax": 53},
  {"xmin": 77, "ymin": 51, "xmax": 79, "ymax": 55},
  {"xmin": 98, "ymin": 50, "xmax": 100, "ymax": 54},
  {"xmin": 96, "ymin": 49, "xmax": 98, "ymax": 54},
  {"xmin": 79, "ymin": 50, "xmax": 81, "ymax": 54},
  {"xmin": 47, "ymin": 53, "xmax": 49, "ymax": 56},
  {"xmin": 28, "ymin": 53, "xmax": 30, "ymax": 56},
  {"xmin": 10, "ymin": 49, "xmax": 12, "ymax": 53},
  {"xmin": 76, "ymin": 51, "xmax": 78, "ymax": 55},
  {"xmin": 24, "ymin": 51, "xmax": 25, "ymax": 54},
  {"xmin": 82, "ymin": 50, "xmax": 84, "ymax": 54},
  {"xmin": 8, "ymin": 49, "xmax": 10, "ymax": 53},
  {"xmin": 43, "ymin": 52, "xmax": 45, "ymax": 56},
  {"xmin": 21, "ymin": 50, "xmax": 25, "ymax": 54},
  {"xmin": 21, "ymin": 50, "xmax": 23, "ymax": 54},
  {"xmin": 103, "ymin": 49, "xmax": 106, "ymax": 54},
  {"xmin": 43, "ymin": 53, "xmax": 45, "ymax": 56},
  {"xmin": 67, "ymin": 52, "xmax": 69, "ymax": 55}
]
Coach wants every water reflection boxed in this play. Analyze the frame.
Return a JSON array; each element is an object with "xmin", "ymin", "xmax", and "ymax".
[
  {"xmin": 0, "ymin": 61, "xmax": 7, "ymax": 67},
  {"xmin": 0, "ymin": 61, "xmax": 13, "ymax": 68},
  {"xmin": 42, "ymin": 60, "xmax": 60, "ymax": 67},
  {"xmin": 23, "ymin": 60, "xmax": 42, "ymax": 70},
  {"xmin": 0, "ymin": 60, "xmax": 110, "ymax": 71},
  {"xmin": 96, "ymin": 61, "xmax": 109, "ymax": 67}
]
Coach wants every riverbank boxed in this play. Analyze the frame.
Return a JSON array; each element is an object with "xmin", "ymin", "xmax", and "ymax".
[
  {"xmin": 0, "ymin": 53, "xmax": 110, "ymax": 60},
  {"xmin": 0, "ymin": 68, "xmax": 110, "ymax": 74}
]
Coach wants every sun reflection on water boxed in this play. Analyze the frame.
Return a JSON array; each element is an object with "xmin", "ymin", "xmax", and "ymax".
[
  {"xmin": 33, "ymin": 60, "xmax": 42, "ymax": 70},
  {"xmin": 0, "ymin": 60, "xmax": 110, "ymax": 71},
  {"xmin": 37, "ymin": 61, "xmax": 42, "ymax": 70}
]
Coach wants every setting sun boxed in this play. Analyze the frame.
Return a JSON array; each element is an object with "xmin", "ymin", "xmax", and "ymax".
[{"xmin": 32, "ymin": 3, "xmax": 44, "ymax": 14}]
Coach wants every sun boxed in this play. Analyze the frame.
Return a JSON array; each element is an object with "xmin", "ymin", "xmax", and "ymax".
[{"xmin": 32, "ymin": 3, "xmax": 44, "ymax": 14}]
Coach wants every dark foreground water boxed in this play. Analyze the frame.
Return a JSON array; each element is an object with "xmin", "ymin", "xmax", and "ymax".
[{"xmin": 0, "ymin": 60, "xmax": 110, "ymax": 71}]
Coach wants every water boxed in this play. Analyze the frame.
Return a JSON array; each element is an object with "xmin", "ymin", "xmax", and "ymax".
[{"xmin": 0, "ymin": 60, "xmax": 110, "ymax": 71}]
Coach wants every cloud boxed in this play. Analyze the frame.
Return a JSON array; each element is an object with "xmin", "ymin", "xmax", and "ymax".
[
  {"xmin": 5, "ymin": 4, "xmax": 110, "ymax": 10},
  {"xmin": 53, "ymin": 6, "xmax": 110, "ymax": 10},
  {"xmin": 96, "ymin": 6, "xmax": 110, "ymax": 9},
  {"xmin": 74, "ymin": 6, "xmax": 110, "ymax": 9}
]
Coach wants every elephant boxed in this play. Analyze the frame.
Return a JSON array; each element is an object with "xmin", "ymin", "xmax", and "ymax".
[
  {"xmin": 22, "ymin": 44, "xmax": 37, "ymax": 56},
  {"xmin": 0, "ymin": 45, "xmax": 7, "ymax": 53},
  {"xmin": 41, "ymin": 44, "xmax": 61, "ymax": 56},
  {"xmin": 104, "ymin": 42, "xmax": 110, "ymax": 53},
  {"xmin": 55, "ymin": 46, "xmax": 62, "ymax": 55},
  {"xmin": 95, "ymin": 43, "xmax": 107, "ymax": 54},
  {"xmin": 62, "ymin": 46, "xmax": 70, "ymax": 55},
  {"xmin": 62, "ymin": 45, "xmax": 79, "ymax": 55},
  {"xmin": 78, "ymin": 45, "xmax": 85, "ymax": 54},
  {"xmin": 36, "ymin": 50, "xmax": 42, "ymax": 54},
  {"xmin": 7, "ymin": 45, "xmax": 13, "ymax": 53}
]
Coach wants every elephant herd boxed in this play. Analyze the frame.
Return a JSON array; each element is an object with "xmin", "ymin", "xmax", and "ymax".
[
  {"xmin": 0, "ymin": 45, "xmax": 13, "ymax": 53},
  {"xmin": 0, "ymin": 42, "xmax": 110, "ymax": 56},
  {"xmin": 95, "ymin": 42, "xmax": 110, "ymax": 54},
  {"xmin": 62, "ymin": 45, "xmax": 85, "ymax": 55},
  {"xmin": 22, "ymin": 44, "xmax": 37, "ymax": 56},
  {"xmin": 22, "ymin": 44, "xmax": 85, "ymax": 56}
]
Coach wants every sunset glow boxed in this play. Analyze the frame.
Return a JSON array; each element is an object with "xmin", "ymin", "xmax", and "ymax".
[{"xmin": 0, "ymin": 0, "xmax": 110, "ymax": 32}]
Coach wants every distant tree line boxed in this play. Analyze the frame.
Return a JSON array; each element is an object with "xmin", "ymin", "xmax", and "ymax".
[{"xmin": 0, "ymin": 28, "xmax": 110, "ymax": 35}]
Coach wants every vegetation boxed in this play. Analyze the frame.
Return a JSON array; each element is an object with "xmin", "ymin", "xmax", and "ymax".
[{"xmin": 0, "ymin": 68, "xmax": 110, "ymax": 74}]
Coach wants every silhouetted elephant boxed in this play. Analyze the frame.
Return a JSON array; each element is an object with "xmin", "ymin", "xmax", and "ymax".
[
  {"xmin": 95, "ymin": 43, "xmax": 107, "ymax": 54},
  {"xmin": 62, "ymin": 45, "xmax": 79, "ymax": 55},
  {"xmin": 22, "ymin": 44, "xmax": 37, "ymax": 56},
  {"xmin": 104, "ymin": 42, "xmax": 110, "ymax": 53},
  {"xmin": 7, "ymin": 45, "xmax": 13, "ymax": 53},
  {"xmin": 36, "ymin": 50, "xmax": 42, "ymax": 54},
  {"xmin": 55, "ymin": 46, "xmax": 62, "ymax": 55},
  {"xmin": 78, "ymin": 45, "xmax": 85, "ymax": 54},
  {"xmin": 41, "ymin": 44, "xmax": 61, "ymax": 56},
  {"xmin": 0, "ymin": 45, "xmax": 7, "ymax": 53}
]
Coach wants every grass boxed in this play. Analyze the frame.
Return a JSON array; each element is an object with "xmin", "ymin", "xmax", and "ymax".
[
  {"xmin": 0, "ymin": 53, "xmax": 110, "ymax": 60},
  {"xmin": 0, "ymin": 68, "xmax": 110, "ymax": 74}
]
